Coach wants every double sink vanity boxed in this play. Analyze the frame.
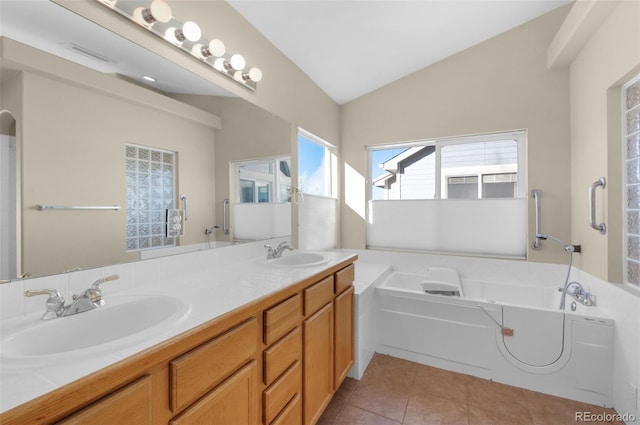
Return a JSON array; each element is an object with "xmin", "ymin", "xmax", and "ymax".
[{"xmin": 0, "ymin": 242, "xmax": 357, "ymax": 425}]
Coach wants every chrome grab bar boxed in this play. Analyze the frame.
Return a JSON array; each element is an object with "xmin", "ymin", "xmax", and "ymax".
[
  {"xmin": 180, "ymin": 194, "xmax": 187, "ymax": 221},
  {"xmin": 36, "ymin": 204, "xmax": 120, "ymax": 211},
  {"xmin": 223, "ymin": 198, "xmax": 230, "ymax": 235},
  {"xmin": 531, "ymin": 190, "xmax": 542, "ymax": 249},
  {"xmin": 588, "ymin": 177, "xmax": 606, "ymax": 235}
]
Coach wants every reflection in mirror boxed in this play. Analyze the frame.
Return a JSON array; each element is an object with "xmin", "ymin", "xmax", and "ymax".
[
  {"xmin": 230, "ymin": 156, "xmax": 292, "ymax": 242},
  {"xmin": 0, "ymin": 1, "xmax": 292, "ymax": 279},
  {"xmin": 236, "ymin": 157, "xmax": 291, "ymax": 203},
  {"xmin": 0, "ymin": 111, "xmax": 17, "ymax": 281}
]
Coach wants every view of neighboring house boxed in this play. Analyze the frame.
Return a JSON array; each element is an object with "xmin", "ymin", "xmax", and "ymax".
[{"xmin": 372, "ymin": 140, "xmax": 518, "ymax": 200}]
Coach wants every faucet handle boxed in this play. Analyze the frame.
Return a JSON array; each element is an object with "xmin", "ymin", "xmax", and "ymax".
[
  {"xmin": 24, "ymin": 288, "xmax": 60, "ymax": 298},
  {"xmin": 24, "ymin": 289, "xmax": 64, "ymax": 320},
  {"xmin": 90, "ymin": 274, "xmax": 120, "ymax": 291}
]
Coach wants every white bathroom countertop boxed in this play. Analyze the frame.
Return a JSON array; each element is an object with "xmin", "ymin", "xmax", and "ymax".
[{"xmin": 0, "ymin": 248, "xmax": 357, "ymax": 414}]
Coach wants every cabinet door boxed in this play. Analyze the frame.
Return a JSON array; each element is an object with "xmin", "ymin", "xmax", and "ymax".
[
  {"xmin": 303, "ymin": 302, "xmax": 334, "ymax": 425},
  {"xmin": 334, "ymin": 286, "xmax": 354, "ymax": 390},
  {"xmin": 58, "ymin": 376, "xmax": 152, "ymax": 425},
  {"xmin": 169, "ymin": 361, "xmax": 258, "ymax": 425}
]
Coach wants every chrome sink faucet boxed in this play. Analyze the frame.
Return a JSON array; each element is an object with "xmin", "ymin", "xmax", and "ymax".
[
  {"xmin": 24, "ymin": 274, "xmax": 119, "ymax": 320},
  {"xmin": 264, "ymin": 241, "xmax": 294, "ymax": 259}
]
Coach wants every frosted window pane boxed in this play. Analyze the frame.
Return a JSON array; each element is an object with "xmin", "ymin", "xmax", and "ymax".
[
  {"xmin": 627, "ymin": 108, "xmax": 640, "ymax": 134},
  {"xmin": 126, "ymin": 145, "xmax": 137, "ymax": 158},
  {"xmin": 126, "ymin": 238, "xmax": 138, "ymax": 250},
  {"xmin": 628, "ymin": 236, "xmax": 640, "ymax": 261},
  {"xmin": 627, "ymin": 134, "xmax": 640, "ymax": 159},
  {"xmin": 628, "ymin": 210, "xmax": 640, "ymax": 235},
  {"xmin": 627, "ymin": 185, "xmax": 640, "ymax": 209},
  {"xmin": 627, "ymin": 260, "xmax": 640, "ymax": 285},
  {"xmin": 126, "ymin": 144, "xmax": 175, "ymax": 252},
  {"xmin": 625, "ymin": 76, "xmax": 640, "ymax": 288},
  {"xmin": 628, "ymin": 158, "xmax": 640, "ymax": 184}
]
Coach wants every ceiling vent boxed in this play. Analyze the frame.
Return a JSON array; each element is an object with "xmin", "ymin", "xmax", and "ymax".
[{"xmin": 61, "ymin": 43, "xmax": 114, "ymax": 63}]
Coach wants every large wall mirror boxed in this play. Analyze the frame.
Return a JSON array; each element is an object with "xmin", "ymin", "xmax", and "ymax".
[{"xmin": 0, "ymin": 0, "xmax": 292, "ymax": 280}]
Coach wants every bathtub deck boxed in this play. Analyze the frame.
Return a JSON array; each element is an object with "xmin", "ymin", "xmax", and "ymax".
[{"xmin": 319, "ymin": 353, "xmax": 624, "ymax": 425}]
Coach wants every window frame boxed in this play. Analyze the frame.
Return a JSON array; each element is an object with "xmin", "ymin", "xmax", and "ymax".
[
  {"xmin": 125, "ymin": 143, "xmax": 177, "ymax": 252},
  {"xmin": 366, "ymin": 130, "xmax": 527, "ymax": 203},
  {"xmin": 233, "ymin": 155, "xmax": 291, "ymax": 204},
  {"xmin": 297, "ymin": 127, "xmax": 337, "ymax": 199},
  {"xmin": 622, "ymin": 74, "xmax": 640, "ymax": 292}
]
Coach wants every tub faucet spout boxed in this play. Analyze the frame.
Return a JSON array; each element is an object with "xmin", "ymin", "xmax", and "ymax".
[{"xmin": 558, "ymin": 282, "xmax": 593, "ymax": 309}]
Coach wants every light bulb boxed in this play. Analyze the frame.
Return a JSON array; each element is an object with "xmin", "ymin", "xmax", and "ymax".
[
  {"xmin": 193, "ymin": 39, "xmax": 226, "ymax": 60},
  {"xmin": 233, "ymin": 71, "xmax": 244, "ymax": 82},
  {"xmin": 213, "ymin": 57, "xmax": 226, "ymax": 71},
  {"xmin": 191, "ymin": 43, "xmax": 206, "ymax": 59},
  {"xmin": 132, "ymin": 7, "xmax": 147, "ymax": 26},
  {"xmin": 182, "ymin": 21, "xmax": 201, "ymax": 42},
  {"xmin": 248, "ymin": 67, "xmax": 263, "ymax": 82},
  {"xmin": 164, "ymin": 27, "xmax": 180, "ymax": 44},
  {"xmin": 142, "ymin": 0, "xmax": 172, "ymax": 24},
  {"xmin": 208, "ymin": 39, "xmax": 226, "ymax": 57},
  {"xmin": 230, "ymin": 54, "xmax": 246, "ymax": 71}
]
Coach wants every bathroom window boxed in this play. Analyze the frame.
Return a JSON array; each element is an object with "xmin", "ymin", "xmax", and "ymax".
[
  {"xmin": 366, "ymin": 131, "xmax": 527, "ymax": 257},
  {"xmin": 125, "ymin": 144, "xmax": 176, "ymax": 251},
  {"xmin": 624, "ymin": 75, "xmax": 640, "ymax": 290},
  {"xmin": 298, "ymin": 128, "xmax": 336, "ymax": 198},
  {"xmin": 369, "ymin": 132, "xmax": 524, "ymax": 200},
  {"xmin": 235, "ymin": 156, "xmax": 291, "ymax": 203}
]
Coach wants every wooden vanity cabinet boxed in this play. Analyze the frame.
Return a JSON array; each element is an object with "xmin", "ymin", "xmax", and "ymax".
[
  {"xmin": 334, "ymin": 286, "xmax": 355, "ymax": 390},
  {"xmin": 1, "ymin": 259, "xmax": 356, "ymax": 425},
  {"xmin": 169, "ymin": 318, "xmax": 258, "ymax": 413},
  {"xmin": 57, "ymin": 376, "xmax": 153, "ymax": 425},
  {"xmin": 303, "ymin": 301, "xmax": 334, "ymax": 425},
  {"xmin": 169, "ymin": 361, "xmax": 259, "ymax": 425},
  {"xmin": 334, "ymin": 263, "xmax": 355, "ymax": 392}
]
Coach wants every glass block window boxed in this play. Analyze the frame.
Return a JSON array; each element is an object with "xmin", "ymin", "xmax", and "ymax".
[
  {"xmin": 624, "ymin": 75, "xmax": 640, "ymax": 289},
  {"xmin": 125, "ymin": 144, "xmax": 176, "ymax": 251}
]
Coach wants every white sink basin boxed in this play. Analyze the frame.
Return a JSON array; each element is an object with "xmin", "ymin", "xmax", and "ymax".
[
  {"xmin": 0, "ymin": 295, "xmax": 190, "ymax": 364},
  {"xmin": 268, "ymin": 252, "xmax": 329, "ymax": 267}
]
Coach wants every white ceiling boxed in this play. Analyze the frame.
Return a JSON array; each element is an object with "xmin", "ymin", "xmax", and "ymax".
[
  {"xmin": 0, "ymin": 0, "xmax": 571, "ymax": 103},
  {"xmin": 228, "ymin": 0, "xmax": 571, "ymax": 104}
]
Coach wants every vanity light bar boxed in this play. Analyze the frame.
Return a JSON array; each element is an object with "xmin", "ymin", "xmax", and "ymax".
[{"xmin": 95, "ymin": 0, "xmax": 262, "ymax": 91}]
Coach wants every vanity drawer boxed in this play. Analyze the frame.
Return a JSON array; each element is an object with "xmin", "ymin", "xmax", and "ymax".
[
  {"xmin": 263, "ymin": 326, "xmax": 302, "ymax": 386},
  {"xmin": 271, "ymin": 393, "xmax": 302, "ymax": 425},
  {"xmin": 263, "ymin": 361, "xmax": 302, "ymax": 425},
  {"xmin": 304, "ymin": 276, "xmax": 334, "ymax": 316},
  {"xmin": 170, "ymin": 318, "xmax": 257, "ymax": 412},
  {"xmin": 170, "ymin": 360, "xmax": 258, "ymax": 425},
  {"xmin": 264, "ymin": 294, "xmax": 302, "ymax": 345},
  {"xmin": 59, "ymin": 376, "xmax": 152, "ymax": 424},
  {"xmin": 335, "ymin": 264, "xmax": 355, "ymax": 295}
]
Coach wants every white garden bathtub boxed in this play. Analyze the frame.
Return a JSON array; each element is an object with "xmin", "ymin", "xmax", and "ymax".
[{"xmin": 375, "ymin": 270, "xmax": 615, "ymax": 407}]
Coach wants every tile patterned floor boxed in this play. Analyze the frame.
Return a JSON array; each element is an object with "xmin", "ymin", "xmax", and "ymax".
[{"xmin": 318, "ymin": 353, "xmax": 624, "ymax": 425}]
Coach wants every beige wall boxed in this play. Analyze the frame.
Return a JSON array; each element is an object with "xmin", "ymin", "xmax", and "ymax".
[
  {"xmin": 567, "ymin": 0, "xmax": 640, "ymax": 283},
  {"xmin": 340, "ymin": 6, "xmax": 572, "ymax": 264},
  {"xmin": 1, "ymin": 39, "xmax": 220, "ymax": 277}
]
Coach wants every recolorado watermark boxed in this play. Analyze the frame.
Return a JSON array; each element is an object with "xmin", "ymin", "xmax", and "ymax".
[{"xmin": 575, "ymin": 411, "xmax": 636, "ymax": 422}]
